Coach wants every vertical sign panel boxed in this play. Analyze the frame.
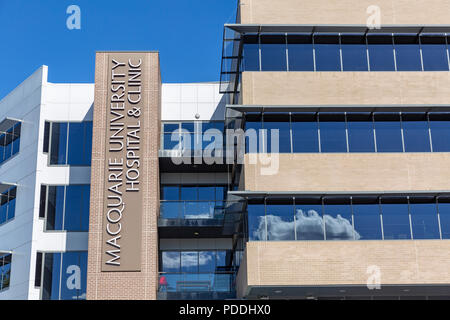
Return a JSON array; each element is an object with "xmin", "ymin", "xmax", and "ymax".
[{"xmin": 101, "ymin": 53, "xmax": 145, "ymax": 271}]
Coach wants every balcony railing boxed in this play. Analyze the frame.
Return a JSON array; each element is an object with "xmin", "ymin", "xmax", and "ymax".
[{"xmin": 158, "ymin": 272, "xmax": 235, "ymax": 294}]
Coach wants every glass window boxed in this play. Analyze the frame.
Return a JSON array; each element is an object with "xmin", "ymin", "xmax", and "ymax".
[
  {"xmin": 45, "ymin": 185, "xmax": 89, "ymax": 231},
  {"xmin": 247, "ymin": 204, "xmax": 266, "ymax": 241},
  {"xmin": 381, "ymin": 200, "xmax": 411, "ymax": 240},
  {"xmin": 243, "ymin": 35, "xmax": 260, "ymax": 71},
  {"xmin": 164, "ymin": 132, "xmax": 180, "ymax": 151},
  {"xmin": 395, "ymin": 35, "xmax": 422, "ymax": 71},
  {"xmin": 0, "ymin": 134, "xmax": 5, "ymax": 163},
  {"xmin": 429, "ymin": 113, "xmax": 450, "ymax": 152},
  {"xmin": 245, "ymin": 114, "xmax": 262, "ymax": 153},
  {"xmin": 162, "ymin": 251, "xmax": 180, "ymax": 273},
  {"xmin": 68, "ymin": 123, "xmax": 89, "ymax": 166},
  {"xmin": 402, "ymin": 113, "xmax": 431, "ymax": 152},
  {"xmin": 198, "ymin": 186, "xmax": 216, "ymax": 201},
  {"xmin": 0, "ymin": 254, "xmax": 12, "ymax": 291},
  {"xmin": 11, "ymin": 123, "xmax": 21, "ymax": 157},
  {"xmin": 352, "ymin": 201, "xmax": 382, "ymax": 240},
  {"xmin": 162, "ymin": 186, "xmax": 179, "ymax": 201},
  {"xmin": 292, "ymin": 113, "xmax": 319, "ymax": 152},
  {"xmin": 64, "ymin": 185, "xmax": 90, "ymax": 232},
  {"xmin": 295, "ymin": 202, "xmax": 324, "ymax": 240},
  {"xmin": 319, "ymin": 113, "xmax": 347, "ymax": 153},
  {"xmin": 410, "ymin": 202, "xmax": 440, "ymax": 239},
  {"xmin": 42, "ymin": 252, "xmax": 87, "ymax": 300},
  {"xmin": 160, "ymin": 202, "xmax": 181, "ymax": 219},
  {"xmin": 260, "ymin": 34, "xmax": 287, "ymax": 71},
  {"xmin": 374, "ymin": 113, "xmax": 403, "ymax": 152},
  {"xmin": 367, "ymin": 35, "xmax": 396, "ymax": 71},
  {"xmin": 46, "ymin": 186, "xmax": 65, "ymax": 230},
  {"xmin": 341, "ymin": 35, "xmax": 368, "ymax": 71},
  {"xmin": 199, "ymin": 251, "xmax": 216, "ymax": 273},
  {"xmin": 265, "ymin": 201, "xmax": 295, "ymax": 240},
  {"xmin": 323, "ymin": 199, "xmax": 355, "ymax": 240},
  {"xmin": 50, "ymin": 123, "xmax": 68, "ymax": 165},
  {"xmin": 181, "ymin": 186, "xmax": 197, "ymax": 201},
  {"xmin": 287, "ymin": 34, "xmax": 314, "ymax": 71},
  {"xmin": 347, "ymin": 113, "xmax": 375, "ymax": 152},
  {"xmin": 263, "ymin": 114, "xmax": 291, "ymax": 153},
  {"xmin": 438, "ymin": 200, "xmax": 450, "ymax": 239},
  {"xmin": 421, "ymin": 35, "xmax": 449, "ymax": 71},
  {"xmin": 314, "ymin": 35, "xmax": 341, "ymax": 71},
  {"xmin": 181, "ymin": 252, "xmax": 198, "ymax": 273}
]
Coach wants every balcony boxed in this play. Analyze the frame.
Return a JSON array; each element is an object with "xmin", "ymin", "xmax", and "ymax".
[{"xmin": 157, "ymin": 272, "xmax": 236, "ymax": 300}]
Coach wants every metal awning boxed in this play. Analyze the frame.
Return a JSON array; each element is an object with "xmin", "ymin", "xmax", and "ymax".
[
  {"xmin": 0, "ymin": 250, "xmax": 12, "ymax": 254},
  {"xmin": 0, "ymin": 117, "xmax": 21, "ymax": 134},
  {"xmin": 226, "ymin": 104, "xmax": 450, "ymax": 114},
  {"xmin": 225, "ymin": 24, "xmax": 450, "ymax": 35},
  {"xmin": 0, "ymin": 182, "xmax": 17, "ymax": 194}
]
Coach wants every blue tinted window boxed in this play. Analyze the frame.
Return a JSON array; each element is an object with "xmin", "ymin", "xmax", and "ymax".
[
  {"xmin": 315, "ymin": 35, "xmax": 341, "ymax": 71},
  {"xmin": 263, "ymin": 114, "xmax": 291, "ymax": 153},
  {"xmin": 162, "ymin": 186, "xmax": 179, "ymax": 201},
  {"xmin": 347, "ymin": 114, "xmax": 375, "ymax": 152},
  {"xmin": 43, "ymin": 251, "xmax": 87, "ymax": 300},
  {"xmin": 245, "ymin": 115, "xmax": 262, "ymax": 153},
  {"xmin": 374, "ymin": 113, "xmax": 403, "ymax": 152},
  {"xmin": 381, "ymin": 201, "xmax": 411, "ymax": 240},
  {"xmin": 164, "ymin": 132, "xmax": 180, "ymax": 151},
  {"xmin": 181, "ymin": 252, "xmax": 198, "ymax": 273},
  {"xmin": 68, "ymin": 123, "xmax": 86, "ymax": 166},
  {"xmin": 260, "ymin": 35, "xmax": 287, "ymax": 71},
  {"xmin": 0, "ymin": 198, "xmax": 6, "ymax": 225},
  {"xmin": 438, "ymin": 201, "xmax": 450, "ymax": 239},
  {"xmin": 243, "ymin": 35, "xmax": 260, "ymax": 71},
  {"xmin": 421, "ymin": 36, "xmax": 449, "ymax": 71},
  {"xmin": 11, "ymin": 123, "xmax": 21, "ymax": 156},
  {"xmin": 323, "ymin": 200, "xmax": 354, "ymax": 240},
  {"xmin": 64, "ymin": 185, "xmax": 90, "ymax": 232},
  {"xmin": 429, "ymin": 113, "xmax": 450, "ymax": 152},
  {"xmin": 295, "ymin": 203, "xmax": 324, "ymax": 240},
  {"xmin": 162, "ymin": 251, "xmax": 180, "ymax": 272},
  {"xmin": 410, "ymin": 202, "xmax": 440, "ymax": 239},
  {"xmin": 46, "ymin": 186, "xmax": 65, "ymax": 230},
  {"xmin": 160, "ymin": 202, "xmax": 181, "ymax": 219},
  {"xmin": 247, "ymin": 204, "xmax": 266, "ymax": 241},
  {"xmin": 292, "ymin": 113, "xmax": 319, "ymax": 152},
  {"xmin": 367, "ymin": 35, "xmax": 395, "ymax": 71},
  {"xmin": 163, "ymin": 123, "xmax": 179, "ymax": 133},
  {"xmin": 181, "ymin": 187, "xmax": 197, "ymax": 201},
  {"xmin": 265, "ymin": 202, "xmax": 295, "ymax": 240},
  {"xmin": 198, "ymin": 186, "xmax": 216, "ymax": 201},
  {"xmin": 287, "ymin": 34, "xmax": 314, "ymax": 71},
  {"xmin": 341, "ymin": 35, "xmax": 368, "ymax": 71},
  {"xmin": 319, "ymin": 114, "xmax": 347, "ymax": 152},
  {"xmin": 353, "ymin": 202, "xmax": 382, "ymax": 240},
  {"xmin": 50, "ymin": 123, "xmax": 68, "ymax": 165},
  {"xmin": 60, "ymin": 252, "xmax": 87, "ymax": 300},
  {"xmin": 0, "ymin": 135, "xmax": 5, "ymax": 163},
  {"xmin": 199, "ymin": 251, "xmax": 216, "ymax": 273},
  {"xmin": 395, "ymin": 35, "xmax": 422, "ymax": 71},
  {"xmin": 402, "ymin": 114, "xmax": 431, "ymax": 152}
]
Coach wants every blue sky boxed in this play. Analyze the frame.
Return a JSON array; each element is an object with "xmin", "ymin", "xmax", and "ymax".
[{"xmin": 0, "ymin": 0, "xmax": 237, "ymax": 99}]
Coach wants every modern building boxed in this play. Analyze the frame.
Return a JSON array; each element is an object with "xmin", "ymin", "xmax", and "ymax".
[{"xmin": 2, "ymin": 0, "xmax": 450, "ymax": 300}]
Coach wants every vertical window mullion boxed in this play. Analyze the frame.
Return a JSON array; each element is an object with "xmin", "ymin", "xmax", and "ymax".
[
  {"xmin": 62, "ymin": 186, "xmax": 67, "ymax": 231},
  {"xmin": 258, "ymin": 34, "xmax": 262, "ymax": 72},
  {"xmin": 379, "ymin": 197, "xmax": 384, "ymax": 240},
  {"xmin": 312, "ymin": 33, "xmax": 317, "ymax": 72},
  {"xmin": 436, "ymin": 197, "xmax": 443, "ymax": 240},
  {"xmin": 445, "ymin": 33, "xmax": 450, "ymax": 71},
  {"xmin": 366, "ymin": 34, "xmax": 371, "ymax": 72},
  {"xmin": 65, "ymin": 123, "xmax": 70, "ymax": 165},
  {"xmin": 285, "ymin": 33, "xmax": 289, "ymax": 72},
  {"xmin": 317, "ymin": 113, "xmax": 322, "ymax": 153},
  {"xmin": 372, "ymin": 112, "xmax": 378, "ymax": 153},
  {"xmin": 293, "ymin": 197, "xmax": 297, "ymax": 241},
  {"xmin": 400, "ymin": 112, "xmax": 406, "ymax": 152},
  {"xmin": 427, "ymin": 112, "xmax": 433, "ymax": 152},
  {"xmin": 392, "ymin": 33, "xmax": 398, "ymax": 71},
  {"xmin": 58, "ymin": 254, "xmax": 63, "ymax": 300},
  {"xmin": 344, "ymin": 112, "xmax": 349, "ymax": 153},
  {"xmin": 408, "ymin": 197, "xmax": 414, "ymax": 240},
  {"xmin": 264, "ymin": 197, "xmax": 268, "ymax": 241},
  {"xmin": 419, "ymin": 34, "xmax": 425, "ymax": 72},
  {"xmin": 48, "ymin": 123, "xmax": 53, "ymax": 165}
]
